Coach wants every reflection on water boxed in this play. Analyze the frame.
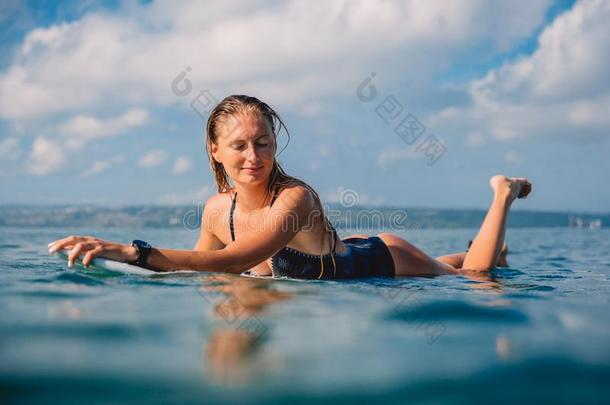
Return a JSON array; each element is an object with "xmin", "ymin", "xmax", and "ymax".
[
  {"xmin": 47, "ymin": 300, "xmax": 82, "ymax": 319},
  {"xmin": 198, "ymin": 274, "xmax": 292, "ymax": 385},
  {"xmin": 460, "ymin": 268, "xmax": 504, "ymax": 292}
]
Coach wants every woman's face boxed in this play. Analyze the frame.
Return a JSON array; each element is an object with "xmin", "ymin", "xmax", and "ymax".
[{"xmin": 211, "ymin": 112, "xmax": 276, "ymax": 187}]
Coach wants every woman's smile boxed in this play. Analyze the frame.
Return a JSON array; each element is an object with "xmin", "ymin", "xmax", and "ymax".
[{"xmin": 242, "ymin": 166, "xmax": 263, "ymax": 173}]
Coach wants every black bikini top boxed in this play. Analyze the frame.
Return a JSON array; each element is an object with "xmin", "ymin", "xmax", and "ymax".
[{"xmin": 229, "ymin": 187, "xmax": 339, "ymax": 278}]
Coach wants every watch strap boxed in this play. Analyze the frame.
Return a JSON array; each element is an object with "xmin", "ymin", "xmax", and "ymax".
[{"xmin": 128, "ymin": 240, "xmax": 152, "ymax": 268}]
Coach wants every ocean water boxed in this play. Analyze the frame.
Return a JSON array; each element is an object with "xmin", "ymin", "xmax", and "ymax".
[{"xmin": 1, "ymin": 226, "xmax": 609, "ymax": 404}]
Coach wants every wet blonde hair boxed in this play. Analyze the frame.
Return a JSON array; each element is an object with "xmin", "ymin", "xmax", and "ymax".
[{"xmin": 205, "ymin": 95, "xmax": 337, "ymax": 277}]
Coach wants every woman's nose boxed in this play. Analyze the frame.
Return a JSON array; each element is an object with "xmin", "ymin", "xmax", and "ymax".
[{"xmin": 244, "ymin": 143, "xmax": 259, "ymax": 160}]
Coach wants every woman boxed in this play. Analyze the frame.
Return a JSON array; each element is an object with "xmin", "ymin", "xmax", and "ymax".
[{"xmin": 48, "ymin": 95, "xmax": 531, "ymax": 279}]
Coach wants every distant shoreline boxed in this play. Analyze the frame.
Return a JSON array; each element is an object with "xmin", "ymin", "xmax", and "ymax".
[{"xmin": 1, "ymin": 205, "xmax": 607, "ymax": 229}]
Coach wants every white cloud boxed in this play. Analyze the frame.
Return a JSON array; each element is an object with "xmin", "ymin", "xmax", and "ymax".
[
  {"xmin": 323, "ymin": 186, "xmax": 382, "ymax": 206},
  {"xmin": 476, "ymin": 0, "xmax": 610, "ymax": 103},
  {"xmin": 138, "ymin": 149, "xmax": 167, "ymax": 168},
  {"xmin": 27, "ymin": 136, "xmax": 65, "ymax": 175},
  {"xmin": 59, "ymin": 108, "xmax": 149, "ymax": 150},
  {"xmin": 172, "ymin": 156, "xmax": 192, "ymax": 174},
  {"xmin": 434, "ymin": 0, "xmax": 610, "ymax": 141},
  {"xmin": 0, "ymin": 0, "xmax": 551, "ymax": 121},
  {"xmin": 504, "ymin": 150, "xmax": 522, "ymax": 165},
  {"xmin": 157, "ymin": 184, "xmax": 214, "ymax": 205},
  {"xmin": 81, "ymin": 155, "xmax": 125, "ymax": 177},
  {"xmin": 465, "ymin": 131, "xmax": 486, "ymax": 147},
  {"xmin": 299, "ymin": 102, "xmax": 323, "ymax": 118},
  {"xmin": 82, "ymin": 160, "xmax": 111, "ymax": 177},
  {"xmin": 377, "ymin": 145, "xmax": 419, "ymax": 167},
  {"xmin": 567, "ymin": 99, "xmax": 610, "ymax": 126}
]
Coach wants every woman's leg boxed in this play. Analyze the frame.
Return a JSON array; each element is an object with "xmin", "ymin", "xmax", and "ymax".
[
  {"xmin": 377, "ymin": 232, "xmax": 460, "ymax": 276},
  {"xmin": 461, "ymin": 175, "xmax": 530, "ymax": 271},
  {"xmin": 436, "ymin": 242, "xmax": 509, "ymax": 268},
  {"xmin": 435, "ymin": 252, "xmax": 467, "ymax": 269},
  {"xmin": 377, "ymin": 175, "xmax": 530, "ymax": 277}
]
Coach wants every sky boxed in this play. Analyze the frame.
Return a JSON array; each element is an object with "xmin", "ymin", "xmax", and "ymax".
[{"xmin": 0, "ymin": 0, "xmax": 608, "ymax": 212}]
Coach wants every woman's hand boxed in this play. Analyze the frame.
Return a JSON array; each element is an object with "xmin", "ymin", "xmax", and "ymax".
[{"xmin": 48, "ymin": 235, "xmax": 139, "ymax": 268}]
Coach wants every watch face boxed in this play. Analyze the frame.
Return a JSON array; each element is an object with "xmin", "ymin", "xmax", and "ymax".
[{"xmin": 133, "ymin": 240, "xmax": 151, "ymax": 249}]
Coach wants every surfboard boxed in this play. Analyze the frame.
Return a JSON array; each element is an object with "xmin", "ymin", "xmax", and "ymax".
[
  {"xmin": 55, "ymin": 249, "xmax": 196, "ymax": 276},
  {"xmin": 55, "ymin": 249, "xmax": 276, "ymax": 278},
  {"xmin": 240, "ymin": 269, "xmax": 274, "ymax": 279}
]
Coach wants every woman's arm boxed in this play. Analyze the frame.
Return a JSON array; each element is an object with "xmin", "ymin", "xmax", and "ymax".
[
  {"xmin": 193, "ymin": 195, "xmax": 226, "ymax": 252},
  {"xmin": 49, "ymin": 186, "xmax": 315, "ymax": 273},
  {"xmin": 146, "ymin": 186, "xmax": 314, "ymax": 272}
]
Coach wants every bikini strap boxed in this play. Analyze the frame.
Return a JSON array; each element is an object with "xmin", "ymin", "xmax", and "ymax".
[
  {"xmin": 332, "ymin": 226, "xmax": 338, "ymax": 253},
  {"xmin": 229, "ymin": 191, "xmax": 237, "ymax": 242},
  {"xmin": 230, "ymin": 187, "xmax": 278, "ymax": 242}
]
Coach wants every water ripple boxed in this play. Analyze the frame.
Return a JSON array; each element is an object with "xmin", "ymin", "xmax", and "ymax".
[{"xmin": 386, "ymin": 300, "xmax": 529, "ymax": 324}]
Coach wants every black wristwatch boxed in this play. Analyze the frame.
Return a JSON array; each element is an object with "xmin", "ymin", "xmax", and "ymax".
[{"xmin": 128, "ymin": 239, "xmax": 152, "ymax": 268}]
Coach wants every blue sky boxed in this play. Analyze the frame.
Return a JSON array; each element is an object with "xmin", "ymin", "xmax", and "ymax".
[{"xmin": 0, "ymin": 0, "xmax": 608, "ymax": 212}]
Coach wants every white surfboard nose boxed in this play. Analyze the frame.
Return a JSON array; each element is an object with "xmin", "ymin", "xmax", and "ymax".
[{"xmin": 54, "ymin": 249, "xmax": 195, "ymax": 276}]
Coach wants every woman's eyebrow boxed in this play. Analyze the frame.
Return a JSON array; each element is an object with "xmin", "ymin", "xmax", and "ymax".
[{"xmin": 230, "ymin": 133, "xmax": 270, "ymax": 142}]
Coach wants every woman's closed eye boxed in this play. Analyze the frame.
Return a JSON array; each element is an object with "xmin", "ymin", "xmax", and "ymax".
[
  {"xmin": 232, "ymin": 140, "xmax": 269, "ymax": 150},
  {"xmin": 256, "ymin": 136, "xmax": 271, "ymax": 147}
]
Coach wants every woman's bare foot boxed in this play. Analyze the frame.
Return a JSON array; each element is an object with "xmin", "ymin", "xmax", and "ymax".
[{"xmin": 490, "ymin": 175, "xmax": 532, "ymax": 202}]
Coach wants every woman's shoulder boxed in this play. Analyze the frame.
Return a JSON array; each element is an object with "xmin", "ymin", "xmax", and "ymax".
[
  {"xmin": 274, "ymin": 182, "xmax": 317, "ymax": 211},
  {"xmin": 203, "ymin": 191, "xmax": 233, "ymax": 214}
]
